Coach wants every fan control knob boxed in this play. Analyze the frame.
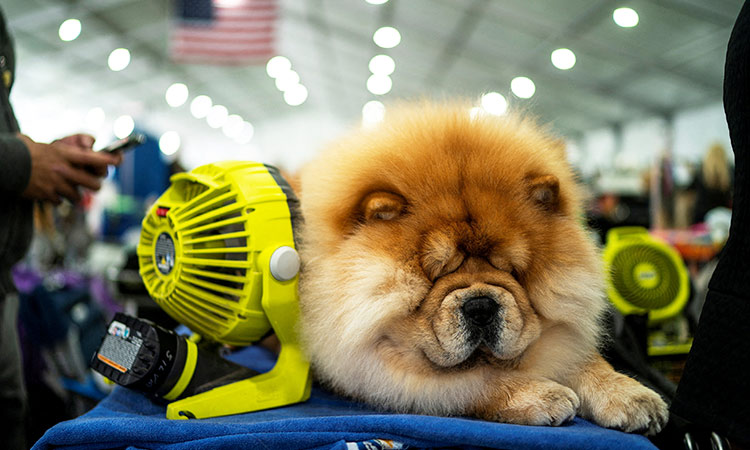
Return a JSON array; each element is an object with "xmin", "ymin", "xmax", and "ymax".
[{"xmin": 270, "ymin": 246, "xmax": 300, "ymax": 281}]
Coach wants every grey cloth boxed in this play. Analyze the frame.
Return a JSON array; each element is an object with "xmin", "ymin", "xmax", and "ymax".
[{"xmin": 0, "ymin": 294, "xmax": 27, "ymax": 450}]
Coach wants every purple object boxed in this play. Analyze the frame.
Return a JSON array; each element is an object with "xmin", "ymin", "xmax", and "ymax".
[{"xmin": 11, "ymin": 264, "xmax": 42, "ymax": 294}]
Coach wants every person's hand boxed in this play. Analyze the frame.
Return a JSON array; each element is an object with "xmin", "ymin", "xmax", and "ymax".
[
  {"xmin": 53, "ymin": 133, "xmax": 123, "ymax": 176},
  {"xmin": 19, "ymin": 134, "xmax": 122, "ymax": 204},
  {"xmin": 54, "ymin": 133, "xmax": 95, "ymax": 149}
]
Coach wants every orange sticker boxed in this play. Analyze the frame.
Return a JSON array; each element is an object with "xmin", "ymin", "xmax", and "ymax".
[{"xmin": 97, "ymin": 353, "xmax": 128, "ymax": 373}]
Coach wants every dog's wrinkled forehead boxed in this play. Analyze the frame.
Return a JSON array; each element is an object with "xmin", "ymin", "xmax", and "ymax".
[
  {"xmin": 353, "ymin": 122, "xmax": 574, "ymax": 216},
  {"xmin": 354, "ymin": 155, "xmax": 569, "ymax": 226},
  {"xmin": 300, "ymin": 105, "xmax": 583, "ymax": 250}
]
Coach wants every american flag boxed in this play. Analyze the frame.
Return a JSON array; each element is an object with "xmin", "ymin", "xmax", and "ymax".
[{"xmin": 170, "ymin": 0, "xmax": 277, "ymax": 65}]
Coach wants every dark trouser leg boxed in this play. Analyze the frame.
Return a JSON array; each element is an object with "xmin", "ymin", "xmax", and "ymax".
[{"xmin": 0, "ymin": 294, "xmax": 27, "ymax": 450}]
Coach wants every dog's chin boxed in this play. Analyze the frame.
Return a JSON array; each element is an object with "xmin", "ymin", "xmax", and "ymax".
[{"xmin": 420, "ymin": 338, "xmax": 525, "ymax": 372}]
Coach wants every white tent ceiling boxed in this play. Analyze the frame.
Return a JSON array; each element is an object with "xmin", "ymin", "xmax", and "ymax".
[{"xmin": 2, "ymin": 0, "xmax": 743, "ymax": 169}]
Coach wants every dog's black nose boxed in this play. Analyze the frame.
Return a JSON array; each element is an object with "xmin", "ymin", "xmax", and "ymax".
[{"xmin": 461, "ymin": 296, "xmax": 499, "ymax": 327}]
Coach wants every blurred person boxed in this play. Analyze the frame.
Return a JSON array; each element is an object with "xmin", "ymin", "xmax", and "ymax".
[
  {"xmin": 0, "ymin": 7, "xmax": 121, "ymax": 450},
  {"xmin": 670, "ymin": 1, "xmax": 750, "ymax": 449},
  {"xmin": 691, "ymin": 143, "xmax": 733, "ymax": 224}
]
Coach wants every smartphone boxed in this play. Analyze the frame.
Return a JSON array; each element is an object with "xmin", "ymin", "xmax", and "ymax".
[{"xmin": 100, "ymin": 133, "xmax": 146, "ymax": 154}]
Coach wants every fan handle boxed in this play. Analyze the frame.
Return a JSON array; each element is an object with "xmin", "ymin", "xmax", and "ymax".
[{"xmin": 165, "ymin": 246, "xmax": 312, "ymax": 419}]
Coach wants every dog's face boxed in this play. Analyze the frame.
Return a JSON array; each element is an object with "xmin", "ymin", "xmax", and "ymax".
[{"xmin": 298, "ymin": 103, "xmax": 606, "ymax": 415}]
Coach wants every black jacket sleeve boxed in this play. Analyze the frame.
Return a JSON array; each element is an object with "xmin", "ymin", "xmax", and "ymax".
[{"xmin": 0, "ymin": 133, "xmax": 30, "ymax": 193}]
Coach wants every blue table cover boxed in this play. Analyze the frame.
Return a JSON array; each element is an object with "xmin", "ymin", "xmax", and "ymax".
[{"xmin": 33, "ymin": 345, "xmax": 658, "ymax": 450}]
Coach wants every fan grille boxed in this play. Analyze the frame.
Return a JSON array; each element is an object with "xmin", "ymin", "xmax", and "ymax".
[
  {"xmin": 138, "ymin": 183, "xmax": 254, "ymax": 335},
  {"xmin": 137, "ymin": 162, "xmax": 298, "ymax": 344},
  {"xmin": 610, "ymin": 244, "xmax": 680, "ymax": 310}
]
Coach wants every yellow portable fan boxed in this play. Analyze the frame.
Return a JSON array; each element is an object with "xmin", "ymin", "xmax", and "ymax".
[
  {"xmin": 133, "ymin": 161, "xmax": 311, "ymax": 419},
  {"xmin": 603, "ymin": 226, "xmax": 694, "ymax": 357},
  {"xmin": 603, "ymin": 226, "xmax": 690, "ymax": 323}
]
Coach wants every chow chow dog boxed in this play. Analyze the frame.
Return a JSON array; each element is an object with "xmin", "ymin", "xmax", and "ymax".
[{"xmin": 296, "ymin": 101, "xmax": 668, "ymax": 434}]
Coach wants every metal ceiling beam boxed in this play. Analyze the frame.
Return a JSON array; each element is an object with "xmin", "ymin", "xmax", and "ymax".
[
  {"xmin": 305, "ymin": 0, "xmax": 348, "ymax": 115},
  {"xmin": 523, "ymin": 0, "xmax": 621, "ymax": 54},
  {"xmin": 425, "ymin": 0, "xmax": 490, "ymax": 88},
  {"xmin": 284, "ymin": 1, "xmax": 649, "ymax": 128},
  {"xmin": 653, "ymin": 0, "xmax": 740, "ymax": 27},
  {"xmin": 500, "ymin": 0, "xmax": 680, "ymax": 116},
  {"xmin": 482, "ymin": 0, "xmax": 723, "ymax": 95},
  {"xmin": 283, "ymin": 6, "xmax": 433, "ymax": 100},
  {"xmin": 402, "ymin": 6, "xmax": 671, "ymax": 118},
  {"xmin": 575, "ymin": 37, "xmax": 724, "ymax": 93},
  {"xmin": 478, "ymin": 0, "xmax": 722, "ymax": 114}
]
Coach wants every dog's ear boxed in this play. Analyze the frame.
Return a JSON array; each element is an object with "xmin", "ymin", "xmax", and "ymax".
[
  {"xmin": 527, "ymin": 174, "xmax": 560, "ymax": 212},
  {"xmin": 360, "ymin": 191, "xmax": 406, "ymax": 221}
]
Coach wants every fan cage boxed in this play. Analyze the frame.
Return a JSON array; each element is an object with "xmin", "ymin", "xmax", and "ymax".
[
  {"xmin": 604, "ymin": 227, "xmax": 690, "ymax": 322},
  {"xmin": 137, "ymin": 162, "xmax": 294, "ymax": 345},
  {"xmin": 609, "ymin": 244, "xmax": 679, "ymax": 310}
]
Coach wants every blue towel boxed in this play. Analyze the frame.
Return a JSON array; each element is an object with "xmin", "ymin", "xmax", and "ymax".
[{"xmin": 33, "ymin": 345, "xmax": 658, "ymax": 450}]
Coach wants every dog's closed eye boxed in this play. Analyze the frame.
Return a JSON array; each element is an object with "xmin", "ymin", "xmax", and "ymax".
[
  {"xmin": 360, "ymin": 191, "xmax": 406, "ymax": 222},
  {"xmin": 527, "ymin": 174, "xmax": 560, "ymax": 212}
]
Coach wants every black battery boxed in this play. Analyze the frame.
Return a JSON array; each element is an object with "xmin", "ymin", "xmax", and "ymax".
[{"xmin": 91, "ymin": 313, "xmax": 258, "ymax": 403}]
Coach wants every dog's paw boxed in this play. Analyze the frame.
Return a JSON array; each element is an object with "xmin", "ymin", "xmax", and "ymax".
[
  {"xmin": 581, "ymin": 373, "xmax": 668, "ymax": 435},
  {"xmin": 491, "ymin": 379, "xmax": 580, "ymax": 426}
]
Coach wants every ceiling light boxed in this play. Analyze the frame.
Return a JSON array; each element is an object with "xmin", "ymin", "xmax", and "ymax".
[
  {"xmin": 159, "ymin": 131, "xmax": 180, "ymax": 156},
  {"xmin": 206, "ymin": 105, "xmax": 229, "ymax": 128},
  {"xmin": 190, "ymin": 95, "xmax": 212, "ymax": 119},
  {"xmin": 266, "ymin": 56, "xmax": 292, "ymax": 78},
  {"xmin": 510, "ymin": 76, "xmax": 536, "ymax": 99},
  {"xmin": 165, "ymin": 83, "xmax": 189, "ymax": 107},
  {"xmin": 108, "ymin": 48, "xmax": 131, "ymax": 72},
  {"xmin": 223, "ymin": 114, "xmax": 245, "ymax": 138},
  {"xmin": 58, "ymin": 19, "xmax": 81, "ymax": 42},
  {"xmin": 85, "ymin": 107, "xmax": 105, "ymax": 129},
  {"xmin": 113, "ymin": 115, "xmax": 135, "ymax": 139},
  {"xmin": 275, "ymin": 70, "xmax": 300, "ymax": 91},
  {"xmin": 369, "ymin": 54, "xmax": 395, "ymax": 75},
  {"xmin": 236, "ymin": 121, "xmax": 255, "ymax": 144},
  {"xmin": 480, "ymin": 92, "xmax": 507, "ymax": 116},
  {"xmin": 613, "ymin": 7, "xmax": 639, "ymax": 28},
  {"xmin": 367, "ymin": 74, "xmax": 392, "ymax": 95},
  {"xmin": 365, "ymin": 0, "xmax": 389, "ymax": 4},
  {"xmin": 373, "ymin": 27, "xmax": 401, "ymax": 49},
  {"xmin": 284, "ymin": 84, "xmax": 308, "ymax": 106},
  {"xmin": 362, "ymin": 100, "xmax": 385, "ymax": 127},
  {"xmin": 550, "ymin": 48, "xmax": 576, "ymax": 70}
]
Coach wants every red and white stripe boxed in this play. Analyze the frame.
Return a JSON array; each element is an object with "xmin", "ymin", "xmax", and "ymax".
[{"xmin": 170, "ymin": 0, "xmax": 277, "ymax": 65}]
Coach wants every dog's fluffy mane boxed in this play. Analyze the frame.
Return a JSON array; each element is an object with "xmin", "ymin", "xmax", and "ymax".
[{"xmin": 297, "ymin": 101, "xmax": 608, "ymax": 415}]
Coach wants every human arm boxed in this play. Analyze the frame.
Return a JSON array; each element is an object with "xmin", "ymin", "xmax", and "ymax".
[{"xmin": 17, "ymin": 133, "xmax": 121, "ymax": 204}]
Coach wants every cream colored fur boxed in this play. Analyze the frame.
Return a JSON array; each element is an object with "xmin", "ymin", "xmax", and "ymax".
[{"xmin": 296, "ymin": 101, "xmax": 668, "ymax": 433}]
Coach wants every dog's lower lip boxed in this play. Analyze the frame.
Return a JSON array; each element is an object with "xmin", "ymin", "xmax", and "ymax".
[
  {"xmin": 453, "ymin": 346, "xmax": 504, "ymax": 370},
  {"xmin": 456, "ymin": 349, "xmax": 487, "ymax": 368},
  {"xmin": 420, "ymin": 345, "xmax": 494, "ymax": 371}
]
